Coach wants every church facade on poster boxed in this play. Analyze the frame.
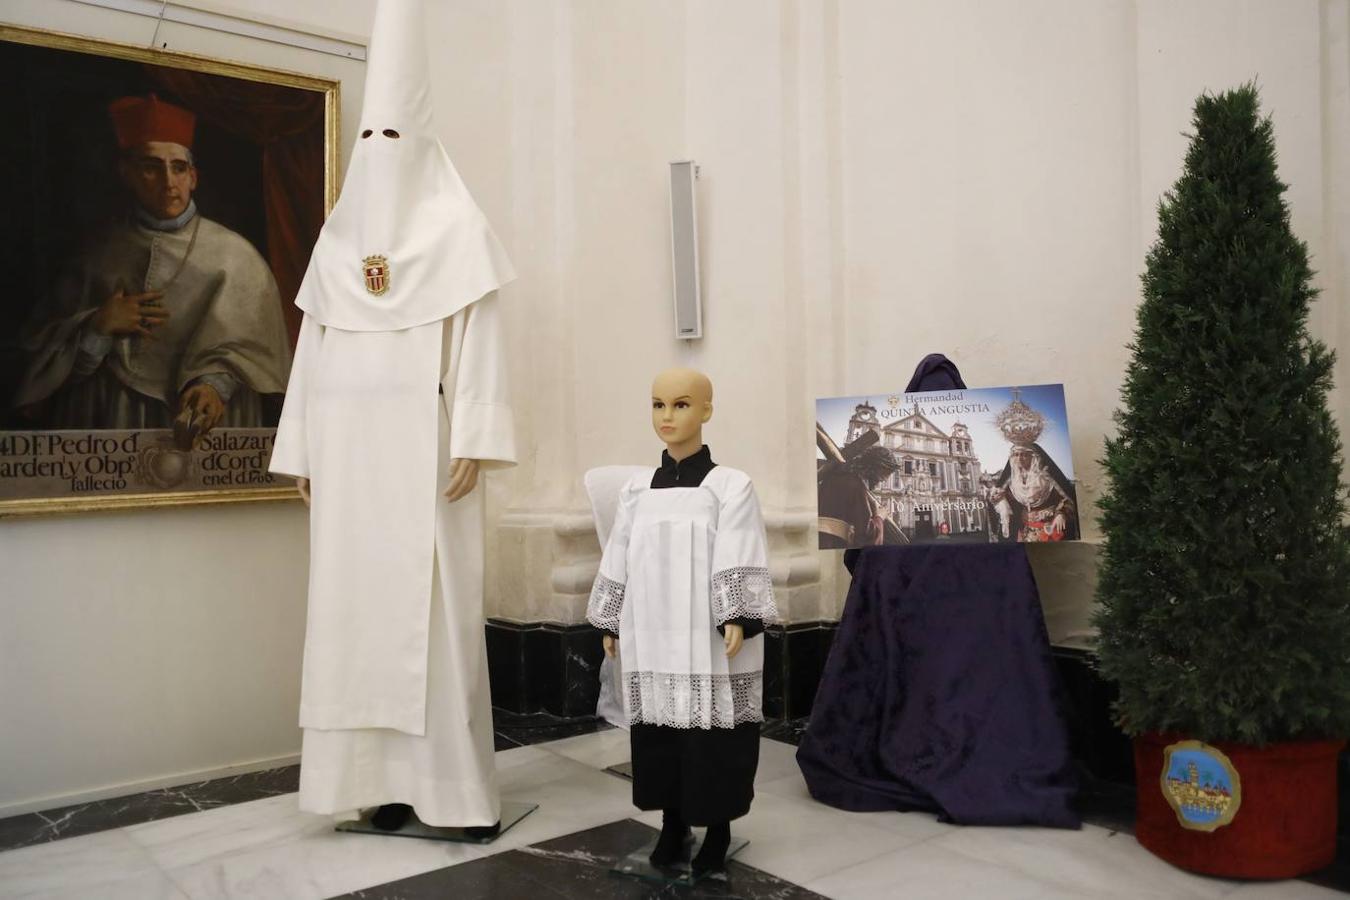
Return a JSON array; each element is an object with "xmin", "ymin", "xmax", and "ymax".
[{"xmin": 844, "ymin": 401, "xmax": 990, "ymax": 540}]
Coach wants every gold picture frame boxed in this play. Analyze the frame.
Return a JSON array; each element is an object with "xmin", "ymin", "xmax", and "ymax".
[{"xmin": 0, "ymin": 23, "xmax": 340, "ymax": 518}]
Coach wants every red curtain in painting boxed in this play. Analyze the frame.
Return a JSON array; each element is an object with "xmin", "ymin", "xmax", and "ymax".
[{"xmin": 145, "ymin": 67, "xmax": 326, "ymax": 346}]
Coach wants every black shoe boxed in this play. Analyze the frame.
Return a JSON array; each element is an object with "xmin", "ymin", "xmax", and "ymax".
[
  {"xmin": 691, "ymin": 822, "xmax": 731, "ymax": 876},
  {"xmin": 464, "ymin": 820, "xmax": 501, "ymax": 839},
  {"xmin": 649, "ymin": 809, "xmax": 692, "ymax": 867},
  {"xmin": 370, "ymin": 803, "xmax": 413, "ymax": 832}
]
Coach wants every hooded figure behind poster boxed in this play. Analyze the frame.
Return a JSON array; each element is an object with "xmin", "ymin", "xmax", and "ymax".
[
  {"xmin": 807, "ymin": 355, "xmax": 1079, "ymax": 829},
  {"xmin": 269, "ymin": 0, "xmax": 515, "ymax": 825}
]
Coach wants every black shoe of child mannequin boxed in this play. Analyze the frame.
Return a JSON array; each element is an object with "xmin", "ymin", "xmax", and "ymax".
[
  {"xmin": 371, "ymin": 803, "xmax": 413, "ymax": 832},
  {"xmin": 464, "ymin": 820, "xmax": 501, "ymax": 839},
  {"xmin": 691, "ymin": 821, "xmax": 731, "ymax": 876},
  {"xmin": 649, "ymin": 809, "xmax": 692, "ymax": 867}
]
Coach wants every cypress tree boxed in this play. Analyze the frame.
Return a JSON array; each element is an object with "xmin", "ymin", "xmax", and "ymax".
[{"xmin": 1093, "ymin": 84, "xmax": 1350, "ymax": 745}]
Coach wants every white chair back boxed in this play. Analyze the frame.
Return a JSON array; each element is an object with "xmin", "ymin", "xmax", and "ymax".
[
  {"xmin": 584, "ymin": 466, "xmax": 650, "ymax": 547},
  {"xmin": 583, "ymin": 465, "xmax": 650, "ymax": 729}
]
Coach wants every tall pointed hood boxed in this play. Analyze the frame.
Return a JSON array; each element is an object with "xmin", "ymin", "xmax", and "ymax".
[
  {"xmin": 295, "ymin": 0, "xmax": 514, "ymax": 332},
  {"xmin": 359, "ymin": 0, "xmax": 433, "ymax": 138}
]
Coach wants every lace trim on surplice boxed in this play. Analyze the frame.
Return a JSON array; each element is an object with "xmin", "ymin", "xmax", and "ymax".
[
  {"xmin": 625, "ymin": 670, "xmax": 764, "ymax": 729},
  {"xmin": 710, "ymin": 566, "xmax": 777, "ymax": 626}
]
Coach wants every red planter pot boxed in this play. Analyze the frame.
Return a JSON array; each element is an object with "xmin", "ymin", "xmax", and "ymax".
[{"xmin": 1133, "ymin": 732, "xmax": 1344, "ymax": 879}]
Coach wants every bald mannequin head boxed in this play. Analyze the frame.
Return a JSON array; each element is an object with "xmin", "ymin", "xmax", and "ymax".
[{"xmin": 651, "ymin": 368, "xmax": 713, "ymax": 461}]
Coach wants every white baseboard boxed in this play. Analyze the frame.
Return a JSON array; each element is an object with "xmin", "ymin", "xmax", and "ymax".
[{"xmin": 0, "ymin": 753, "xmax": 302, "ymax": 819}]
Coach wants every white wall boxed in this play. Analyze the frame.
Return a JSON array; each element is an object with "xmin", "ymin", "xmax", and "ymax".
[
  {"xmin": 486, "ymin": 0, "xmax": 1349, "ymax": 637},
  {"xmin": 0, "ymin": 503, "xmax": 309, "ymax": 814},
  {"xmin": 2, "ymin": 0, "xmax": 1346, "ymax": 813}
]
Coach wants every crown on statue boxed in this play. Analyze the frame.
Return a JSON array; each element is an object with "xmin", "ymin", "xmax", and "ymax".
[{"xmin": 995, "ymin": 388, "xmax": 1045, "ymax": 446}]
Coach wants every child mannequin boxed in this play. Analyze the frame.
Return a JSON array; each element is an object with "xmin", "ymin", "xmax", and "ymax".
[{"xmin": 588, "ymin": 368, "xmax": 777, "ymax": 874}]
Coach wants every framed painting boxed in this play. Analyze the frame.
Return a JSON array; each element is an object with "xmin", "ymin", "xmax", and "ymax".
[{"xmin": 0, "ymin": 23, "xmax": 338, "ymax": 517}]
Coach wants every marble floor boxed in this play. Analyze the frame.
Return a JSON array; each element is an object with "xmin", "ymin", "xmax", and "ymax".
[{"xmin": 0, "ymin": 720, "xmax": 1344, "ymax": 899}]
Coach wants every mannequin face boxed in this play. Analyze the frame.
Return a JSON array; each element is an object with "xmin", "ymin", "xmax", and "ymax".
[{"xmin": 651, "ymin": 368, "xmax": 713, "ymax": 458}]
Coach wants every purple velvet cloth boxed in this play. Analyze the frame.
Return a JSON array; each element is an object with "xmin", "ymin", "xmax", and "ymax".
[
  {"xmin": 796, "ymin": 545, "xmax": 1080, "ymax": 827},
  {"xmin": 798, "ymin": 354, "xmax": 1080, "ymax": 828}
]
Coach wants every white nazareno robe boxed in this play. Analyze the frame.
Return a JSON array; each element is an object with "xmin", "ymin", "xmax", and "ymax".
[{"xmin": 269, "ymin": 291, "xmax": 514, "ymax": 826}]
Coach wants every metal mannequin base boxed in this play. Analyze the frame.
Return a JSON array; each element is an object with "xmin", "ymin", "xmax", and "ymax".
[
  {"xmin": 611, "ymin": 834, "xmax": 749, "ymax": 887},
  {"xmin": 335, "ymin": 800, "xmax": 538, "ymax": 843}
]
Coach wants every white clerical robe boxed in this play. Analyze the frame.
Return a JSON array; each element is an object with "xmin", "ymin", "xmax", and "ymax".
[
  {"xmin": 269, "ymin": 290, "xmax": 513, "ymax": 826},
  {"xmin": 587, "ymin": 467, "xmax": 778, "ymax": 729}
]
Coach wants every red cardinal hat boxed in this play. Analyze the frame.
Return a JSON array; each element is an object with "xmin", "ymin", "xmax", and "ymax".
[{"xmin": 108, "ymin": 94, "xmax": 196, "ymax": 150}]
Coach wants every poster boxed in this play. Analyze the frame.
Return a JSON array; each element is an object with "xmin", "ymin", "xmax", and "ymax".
[{"xmin": 816, "ymin": 384, "xmax": 1079, "ymax": 548}]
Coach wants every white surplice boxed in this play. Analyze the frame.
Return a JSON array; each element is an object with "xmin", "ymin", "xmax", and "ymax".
[{"xmin": 586, "ymin": 467, "xmax": 778, "ymax": 730}]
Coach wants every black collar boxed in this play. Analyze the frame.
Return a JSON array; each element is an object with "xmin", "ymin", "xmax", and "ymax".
[{"xmin": 653, "ymin": 444, "xmax": 716, "ymax": 488}]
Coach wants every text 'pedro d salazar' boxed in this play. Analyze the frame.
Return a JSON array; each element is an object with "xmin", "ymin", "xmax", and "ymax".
[{"xmin": 12, "ymin": 95, "xmax": 291, "ymax": 436}]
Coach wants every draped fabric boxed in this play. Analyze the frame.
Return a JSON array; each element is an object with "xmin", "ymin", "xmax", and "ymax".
[
  {"xmin": 805, "ymin": 354, "xmax": 1080, "ymax": 829},
  {"xmin": 143, "ymin": 68, "xmax": 326, "ymax": 345},
  {"xmin": 796, "ymin": 545, "xmax": 1080, "ymax": 828}
]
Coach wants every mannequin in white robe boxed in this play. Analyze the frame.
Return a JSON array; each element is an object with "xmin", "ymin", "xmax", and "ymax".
[{"xmin": 268, "ymin": 0, "xmax": 516, "ymax": 831}]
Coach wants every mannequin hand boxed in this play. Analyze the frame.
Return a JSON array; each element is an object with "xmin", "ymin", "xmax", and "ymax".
[
  {"xmin": 602, "ymin": 634, "xmax": 617, "ymax": 659},
  {"xmin": 723, "ymin": 623, "xmax": 744, "ymax": 659},
  {"xmin": 295, "ymin": 476, "xmax": 311, "ymax": 508},
  {"xmin": 444, "ymin": 458, "xmax": 481, "ymax": 503}
]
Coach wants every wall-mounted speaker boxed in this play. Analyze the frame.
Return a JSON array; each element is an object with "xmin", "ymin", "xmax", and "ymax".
[{"xmin": 668, "ymin": 160, "xmax": 702, "ymax": 340}]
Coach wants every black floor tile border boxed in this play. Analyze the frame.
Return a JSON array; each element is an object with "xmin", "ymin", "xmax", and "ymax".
[
  {"xmin": 0, "ymin": 709, "xmax": 602, "ymax": 853},
  {"xmin": 336, "ymin": 818, "xmax": 827, "ymax": 899},
  {"xmin": 0, "ymin": 765, "xmax": 300, "ymax": 853}
]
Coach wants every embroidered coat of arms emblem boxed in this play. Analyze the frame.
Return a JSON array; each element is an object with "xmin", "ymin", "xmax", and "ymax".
[{"xmin": 362, "ymin": 255, "xmax": 390, "ymax": 296}]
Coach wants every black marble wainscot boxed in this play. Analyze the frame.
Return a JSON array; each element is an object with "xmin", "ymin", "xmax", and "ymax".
[
  {"xmin": 485, "ymin": 619, "xmax": 607, "ymax": 718},
  {"xmin": 762, "ymin": 621, "xmax": 838, "ymax": 721},
  {"xmin": 488, "ymin": 618, "xmax": 840, "ymax": 724},
  {"xmin": 337, "ymin": 818, "xmax": 827, "ymax": 899}
]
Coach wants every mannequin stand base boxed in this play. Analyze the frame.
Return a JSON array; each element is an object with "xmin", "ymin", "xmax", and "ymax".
[
  {"xmin": 611, "ymin": 834, "xmax": 748, "ymax": 887},
  {"xmin": 336, "ymin": 801, "xmax": 537, "ymax": 844},
  {"xmin": 605, "ymin": 762, "xmax": 634, "ymax": 780}
]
